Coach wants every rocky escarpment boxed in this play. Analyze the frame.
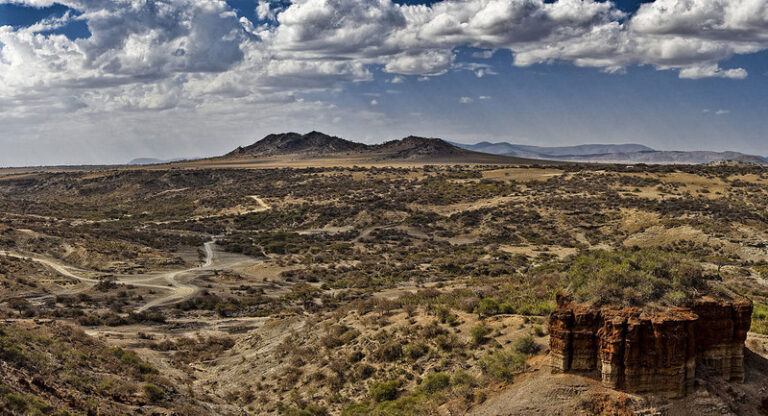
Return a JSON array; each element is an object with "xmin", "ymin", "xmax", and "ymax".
[{"xmin": 549, "ymin": 292, "xmax": 752, "ymax": 398}]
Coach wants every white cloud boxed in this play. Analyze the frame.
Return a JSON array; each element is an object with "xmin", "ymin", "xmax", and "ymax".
[
  {"xmin": 256, "ymin": 1, "xmax": 277, "ymax": 21},
  {"xmin": 459, "ymin": 96, "xmax": 474, "ymax": 104},
  {"xmin": 2, "ymin": 0, "xmax": 764, "ymax": 115},
  {"xmin": 703, "ymin": 108, "xmax": 731, "ymax": 115},
  {"xmin": 388, "ymin": 76, "xmax": 405, "ymax": 84},
  {"xmin": 679, "ymin": 64, "xmax": 748, "ymax": 80},
  {"xmin": 478, "ymin": 95, "xmax": 491, "ymax": 100},
  {"xmin": 472, "ymin": 49, "xmax": 495, "ymax": 59},
  {"xmin": 370, "ymin": 99, "xmax": 378, "ymax": 106},
  {"xmin": 1, "ymin": 0, "xmax": 767, "ymax": 164},
  {"xmin": 454, "ymin": 62, "xmax": 498, "ymax": 78}
]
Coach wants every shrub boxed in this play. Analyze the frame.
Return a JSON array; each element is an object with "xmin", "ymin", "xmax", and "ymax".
[
  {"xmin": 435, "ymin": 334, "xmax": 462, "ymax": 352},
  {"xmin": 110, "ymin": 347, "xmax": 159, "ymax": 375},
  {"xmin": 421, "ymin": 321, "xmax": 446, "ymax": 338},
  {"xmin": 513, "ymin": 335, "xmax": 540, "ymax": 355},
  {"xmin": 142, "ymin": 383, "xmax": 165, "ymax": 402},
  {"xmin": 322, "ymin": 325, "xmax": 360, "ymax": 349},
  {"xmin": 478, "ymin": 350, "xmax": 526, "ymax": 380},
  {"xmin": 475, "ymin": 298, "xmax": 500, "ymax": 317},
  {"xmin": 470, "ymin": 325, "xmax": 489, "ymax": 345},
  {"xmin": 369, "ymin": 380, "xmax": 399, "ymax": 402},
  {"xmin": 353, "ymin": 363, "xmax": 375, "ymax": 380},
  {"xmin": 419, "ymin": 372, "xmax": 450, "ymax": 394},
  {"xmin": 451, "ymin": 370, "xmax": 476, "ymax": 387},
  {"xmin": 2, "ymin": 391, "xmax": 52, "ymax": 414},
  {"xmin": 752, "ymin": 302, "xmax": 768, "ymax": 335},
  {"xmin": 372, "ymin": 342, "xmax": 403, "ymax": 362},
  {"xmin": 499, "ymin": 302, "xmax": 515, "ymax": 314},
  {"xmin": 403, "ymin": 343, "xmax": 428, "ymax": 360}
]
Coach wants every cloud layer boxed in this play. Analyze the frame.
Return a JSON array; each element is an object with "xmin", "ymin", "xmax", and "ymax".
[{"xmin": 0, "ymin": 0, "xmax": 766, "ymax": 163}]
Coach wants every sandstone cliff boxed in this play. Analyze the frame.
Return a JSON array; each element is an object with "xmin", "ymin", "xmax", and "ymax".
[{"xmin": 549, "ymin": 292, "xmax": 752, "ymax": 398}]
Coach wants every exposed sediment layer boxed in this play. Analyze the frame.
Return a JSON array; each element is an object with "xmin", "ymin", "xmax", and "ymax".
[{"xmin": 549, "ymin": 292, "xmax": 752, "ymax": 398}]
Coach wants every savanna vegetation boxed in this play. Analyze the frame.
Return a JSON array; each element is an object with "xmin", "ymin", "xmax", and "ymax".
[{"xmin": 1, "ymin": 162, "xmax": 768, "ymax": 414}]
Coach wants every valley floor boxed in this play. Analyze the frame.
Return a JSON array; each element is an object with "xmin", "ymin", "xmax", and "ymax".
[{"xmin": 2, "ymin": 162, "xmax": 768, "ymax": 415}]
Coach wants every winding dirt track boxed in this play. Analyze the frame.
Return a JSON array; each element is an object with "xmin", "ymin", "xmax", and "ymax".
[
  {"xmin": 153, "ymin": 195, "xmax": 270, "ymax": 225},
  {"xmin": 134, "ymin": 240, "xmax": 216, "ymax": 312},
  {"xmin": 0, "ymin": 240, "xmax": 218, "ymax": 309},
  {"xmin": 0, "ymin": 250, "xmax": 98, "ymax": 284},
  {"xmin": 0, "ymin": 195, "xmax": 271, "ymax": 309}
]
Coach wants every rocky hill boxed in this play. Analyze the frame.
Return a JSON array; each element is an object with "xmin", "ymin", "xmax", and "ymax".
[
  {"xmin": 227, "ymin": 131, "xmax": 368, "ymax": 157},
  {"xmin": 225, "ymin": 131, "xmax": 533, "ymax": 164}
]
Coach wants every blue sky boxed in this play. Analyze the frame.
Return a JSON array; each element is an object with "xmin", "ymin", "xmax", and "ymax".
[
  {"xmin": 0, "ymin": 0, "xmax": 766, "ymax": 166},
  {"xmin": 335, "ymin": 46, "xmax": 768, "ymax": 152}
]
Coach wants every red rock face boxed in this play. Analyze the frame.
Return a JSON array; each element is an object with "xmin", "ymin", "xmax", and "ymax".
[{"xmin": 549, "ymin": 293, "xmax": 752, "ymax": 398}]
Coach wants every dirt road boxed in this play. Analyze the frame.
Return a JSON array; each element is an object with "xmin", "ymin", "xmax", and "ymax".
[{"xmin": 1, "ymin": 239, "xmax": 224, "ymax": 311}]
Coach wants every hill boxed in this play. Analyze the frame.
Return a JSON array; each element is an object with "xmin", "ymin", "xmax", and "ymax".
[
  {"xmin": 452, "ymin": 141, "xmax": 767, "ymax": 165},
  {"xmin": 227, "ymin": 131, "xmax": 368, "ymax": 157},
  {"xmin": 0, "ymin": 321, "xmax": 206, "ymax": 415},
  {"xmin": 224, "ymin": 131, "xmax": 535, "ymax": 164}
]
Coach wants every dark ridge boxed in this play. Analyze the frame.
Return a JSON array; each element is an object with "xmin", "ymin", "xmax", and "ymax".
[{"xmin": 224, "ymin": 131, "xmax": 538, "ymax": 164}]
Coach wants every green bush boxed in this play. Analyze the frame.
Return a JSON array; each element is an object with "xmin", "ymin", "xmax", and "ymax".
[
  {"xmin": 451, "ymin": 370, "xmax": 476, "ymax": 387},
  {"xmin": 370, "ymin": 380, "xmax": 400, "ymax": 402},
  {"xmin": 752, "ymin": 302, "xmax": 768, "ymax": 335},
  {"xmin": 2, "ymin": 391, "xmax": 52, "ymax": 414},
  {"xmin": 475, "ymin": 298, "xmax": 499, "ymax": 317},
  {"xmin": 470, "ymin": 325, "xmax": 489, "ymax": 345},
  {"xmin": 142, "ymin": 383, "xmax": 165, "ymax": 402},
  {"xmin": 419, "ymin": 372, "xmax": 450, "ymax": 394},
  {"xmin": 478, "ymin": 350, "xmax": 526, "ymax": 380},
  {"xmin": 513, "ymin": 335, "xmax": 540, "ymax": 355}
]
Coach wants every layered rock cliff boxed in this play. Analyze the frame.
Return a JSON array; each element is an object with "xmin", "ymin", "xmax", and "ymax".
[{"xmin": 549, "ymin": 292, "xmax": 752, "ymax": 398}]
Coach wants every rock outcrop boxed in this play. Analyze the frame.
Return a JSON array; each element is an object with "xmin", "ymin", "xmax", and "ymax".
[{"xmin": 549, "ymin": 292, "xmax": 752, "ymax": 398}]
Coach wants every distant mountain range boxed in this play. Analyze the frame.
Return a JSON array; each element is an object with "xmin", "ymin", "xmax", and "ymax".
[
  {"xmin": 224, "ymin": 131, "xmax": 532, "ymax": 164},
  {"xmin": 451, "ymin": 141, "xmax": 768, "ymax": 165},
  {"xmin": 133, "ymin": 132, "xmax": 766, "ymax": 167},
  {"xmin": 128, "ymin": 157, "xmax": 186, "ymax": 165}
]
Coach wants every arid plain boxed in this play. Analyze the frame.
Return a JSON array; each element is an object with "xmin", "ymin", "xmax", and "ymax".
[{"xmin": 2, "ymin": 134, "xmax": 768, "ymax": 415}]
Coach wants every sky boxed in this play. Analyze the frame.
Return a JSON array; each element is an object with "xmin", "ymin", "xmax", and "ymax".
[{"xmin": 0, "ymin": 0, "xmax": 766, "ymax": 166}]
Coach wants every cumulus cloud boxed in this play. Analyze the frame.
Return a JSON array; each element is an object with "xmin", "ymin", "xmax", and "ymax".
[
  {"xmin": 1, "ymin": 0, "xmax": 765, "ymax": 115},
  {"xmin": 459, "ymin": 96, "xmax": 474, "ymax": 104},
  {"xmin": 0, "ymin": 0, "xmax": 767, "ymax": 164}
]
